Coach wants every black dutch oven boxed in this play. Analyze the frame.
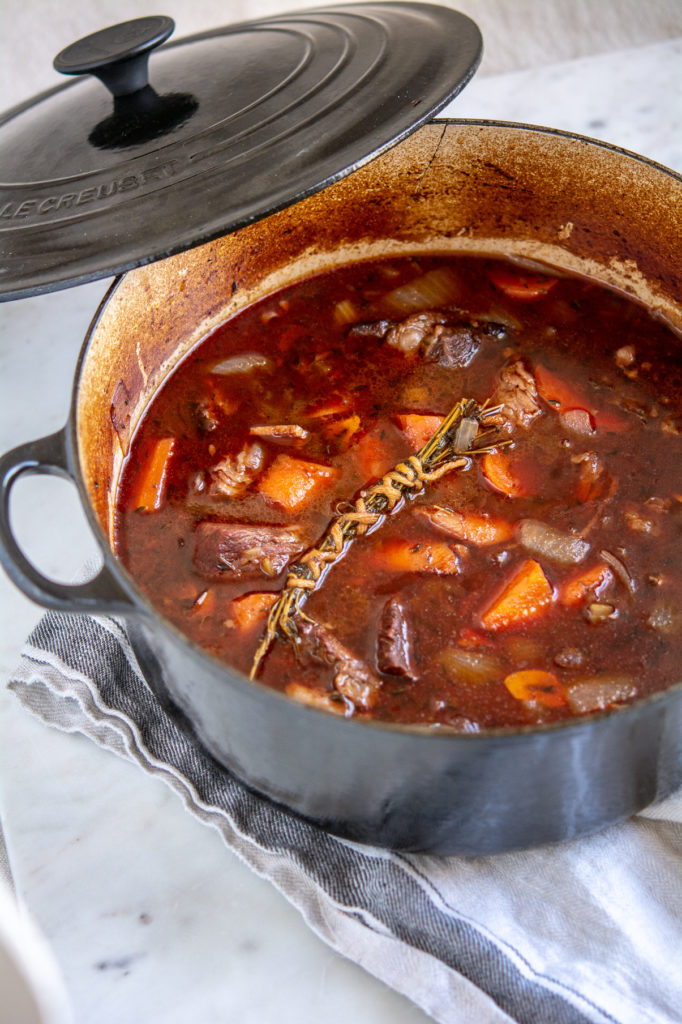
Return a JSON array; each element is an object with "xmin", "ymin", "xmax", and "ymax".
[{"xmin": 1, "ymin": 7, "xmax": 681, "ymax": 855}]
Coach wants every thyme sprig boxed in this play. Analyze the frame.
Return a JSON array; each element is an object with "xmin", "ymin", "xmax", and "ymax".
[{"xmin": 250, "ymin": 398, "xmax": 505, "ymax": 679}]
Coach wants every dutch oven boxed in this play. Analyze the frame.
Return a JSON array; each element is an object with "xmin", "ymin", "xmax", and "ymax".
[{"xmin": 1, "ymin": 5, "xmax": 681, "ymax": 855}]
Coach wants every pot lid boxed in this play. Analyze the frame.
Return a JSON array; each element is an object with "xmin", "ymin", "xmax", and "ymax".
[{"xmin": 0, "ymin": 4, "xmax": 481, "ymax": 301}]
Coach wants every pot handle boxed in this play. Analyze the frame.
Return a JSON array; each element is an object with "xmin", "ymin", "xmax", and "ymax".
[{"xmin": 0, "ymin": 429, "xmax": 137, "ymax": 614}]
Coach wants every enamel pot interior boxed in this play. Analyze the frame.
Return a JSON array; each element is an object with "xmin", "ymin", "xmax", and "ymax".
[{"xmin": 73, "ymin": 121, "xmax": 682, "ymax": 854}]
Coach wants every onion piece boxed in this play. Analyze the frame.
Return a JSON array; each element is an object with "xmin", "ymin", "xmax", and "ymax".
[
  {"xmin": 566, "ymin": 675, "xmax": 637, "ymax": 714},
  {"xmin": 210, "ymin": 353, "xmax": 272, "ymax": 375},
  {"xmin": 285, "ymin": 682, "xmax": 351, "ymax": 716},
  {"xmin": 382, "ymin": 267, "xmax": 461, "ymax": 313},
  {"xmin": 475, "ymin": 306, "xmax": 522, "ymax": 332},
  {"xmin": 453, "ymin": 416, "xmax": 479, "ymax": 452},
  {"xmin": 518, "ymin": 519, "xmax": 590, "ymax": 565},
  {"xmin": 334, "ymin": 299, "xmax": 357, "ymax": 325},
  {"xmin": 250, "ymin": 424, "xmax": 309, "ymax": 442},
  {"xmin": 584, "ymin": 602, "xmax": 617, "ymax": 624},
  {"xmin": 559, "ymin": 409, "xmax": 595, "ymax": 435},
  {"xmin": 599, "ymin": 549, "xmax": 636, "ymax": 594},
  {"xmin": 439, "ymin": 648, "xmax": 503, "ymax": 685}
]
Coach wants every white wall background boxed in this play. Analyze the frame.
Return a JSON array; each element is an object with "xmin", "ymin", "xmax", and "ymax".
[{"xmin": 3, "ymin": 0, "xmax": 682, "ymax": 113}]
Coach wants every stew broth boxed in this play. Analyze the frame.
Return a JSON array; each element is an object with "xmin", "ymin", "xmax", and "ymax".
[{"xmin": 115, "ymin": 255, "xmax": 682, "ymax": 729}]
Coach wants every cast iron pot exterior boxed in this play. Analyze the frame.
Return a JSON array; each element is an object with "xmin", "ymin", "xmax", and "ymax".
[{"xmin": 1, "ymin": 121, "xmax": 681, "ymax": 854}]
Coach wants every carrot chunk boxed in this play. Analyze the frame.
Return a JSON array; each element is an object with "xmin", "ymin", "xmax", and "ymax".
[
  {"xmin": 352, "ymin": 430, "xmax": 396, "ymax": 482},
  {"xmin": 304, "ymin": 395, "xmax": 352, "ymax": 419},
  {"xmin": 560, "ymin": 563, "xmax": 614, "ymax": 606},
  {"xmin": 535, "ymin": 364, "xmax": 626, "ymax": 432},
  {"xmin": 504, "ymin": 670, "xmax": 567, "ymax": 707},
  {"xmin": 258, "ymin": 454, "xmax": 339, "ymax": 513},
  {"xmin": 230, "ymin": 591, "xmax": 277, "ymax": 630},
  {"xmin": 489, "ymin": 268, "xmax": 558, "ymax": 300},
  {"xmin": 481, "ymin": 558, "xmax": 553, "ymax": 630},
  {"xmin": 418, "ymin": 506, "xmax": 513, "ymax": 545},
  {"xmin": 129, "ymin": 437, "xmax": 175, "ymax": 512},
  {"xmin": 322, "ymin": 413, "xmax": 361, "ymax": 452},
  {"xmin": 591, "ymin": 406, "xmax": 628, "ymax": 433},
  {"xmin": 481, "ymin": 450, "xmax": 528, "ymax": 497},
  {"xmin": 373, "ymin": 538, "xmax": 460, "ymax": 574},
  {"xmin": 394, "ymin": 413, "xmax": 444, "ymax": 450},
  {"xmin": 534, "ymin": 364, "xmax": 588, "ymax": 411}
]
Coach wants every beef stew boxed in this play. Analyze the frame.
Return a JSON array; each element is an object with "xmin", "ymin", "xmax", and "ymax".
[{"xmin": 115, "ymin": 254, "xmax": 682, "ymax": 729}]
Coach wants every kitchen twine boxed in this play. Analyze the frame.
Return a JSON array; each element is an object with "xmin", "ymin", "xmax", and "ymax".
[{"xmin": 8, "ymin": 610, "xmax": 682, "ymax": 1024}]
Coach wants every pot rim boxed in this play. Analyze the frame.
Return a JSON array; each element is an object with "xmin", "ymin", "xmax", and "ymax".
[{"xmin": 67, "ymin": 117, "xmax": 682, "ymax": 743}]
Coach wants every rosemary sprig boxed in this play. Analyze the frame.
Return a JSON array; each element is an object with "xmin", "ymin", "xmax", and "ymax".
[{"xmin": 250, "ymin": 398, "xmax": 505, "ymax": 679}]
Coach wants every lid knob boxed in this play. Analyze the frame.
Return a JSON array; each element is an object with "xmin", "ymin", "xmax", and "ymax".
[{"xmin": 53, "ymin": 15, "xmax": 174, "ymax": 97}]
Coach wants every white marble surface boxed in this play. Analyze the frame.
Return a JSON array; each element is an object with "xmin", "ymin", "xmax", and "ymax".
[{"xmin": 0, "ymin": 32, "xmax": 680, "ymax": 1024}]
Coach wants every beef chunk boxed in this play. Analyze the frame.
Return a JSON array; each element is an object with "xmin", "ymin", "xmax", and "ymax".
[
  {"xmin": 421, "ymin": 324, "xmax": 480, "ymax": 368},
  {"xmin": 194, "ymin": 397, "xmax": 220, "ymax": 433},
  {"xmin": 377, "ymin": 597, "xmax": 416, "ymax": 679},
  {"xmin": 383, "ymin": 312, "xmax": 481, "ymax": 368},
  {"xmin": 624, "ymin": 509, "xmax": 657, "ymax": 534},
  {"xmin": 614, "ymin": 344, "xmax": 636, "ymax": 368},
  {"xmin": 385, "ymin": 312, "xmax": 449, "ymax": 354},
  {"xmin": 193, "ymin": 522, "xmax": 303, "ymax": 579},
  {"xmin": 297, "ymin": 620, "xmax": 381, "ymax": 710},
  {"xmin": 209, "ymin": 442, "xmax": 265, "ymax": 498},
  {"xmin": 491, "ymin": 357, "xmax": 542, "ymax": 430},
  {"xmin": 349, "ymin": 319, "xmax": 393, "ymax": 339},
  {"xmin": 352, "ymin": 312, "xmax": 484, "ymax": 368}
]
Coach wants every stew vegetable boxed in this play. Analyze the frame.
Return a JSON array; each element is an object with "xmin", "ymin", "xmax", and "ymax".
[{"xmin": 115, "ymin": 255, "xmax": 682, "ymax": 729}]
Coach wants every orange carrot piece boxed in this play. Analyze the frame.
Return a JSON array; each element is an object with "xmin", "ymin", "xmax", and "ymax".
[
  {"xmin": 212, "ymin": 393, "xmax": 240, "ymax": 417},
  {"xmin": 258, "ymin": 454, "xmax": 339, "ymax": 513},
  {"xmin": 419, "ymin": 506, "xmax": 513, "ymax": 545},
  {"xmin": 534, "ymin": 364, "xmax": 587, "ymax": 411},
  {"xmin": 504, "ymin": 670, "xmax": 567, "ymax": 707},
  {"xmin": 230, "ymin": 591, "xmax": 278, "ymax": 630},
  {"xmin": 560, "ymin": 563, "xmax": 614, "ymax": 607},
  {"xmin": 534, "ymin": 364, "xmax": 626, "ymax": 432},
  {"xmin": 277, "ymin": 324, "xmax": 307, "ymax": 352},
  {"xmin": 305, "ymin": 395, "xmax": 352, "ymax": 419},
  {"xmin": 458, "ymin": 627, "xmax": 494, "ymax": 649},
  {"xmin": 130, "ymin": 437, "xmax": 176, "ymax": 512},
  {"xmin": 352, "ymin": 430, "xmax": 396, "ymax": 482},
  {"xmin": 489, "ymin": 268, "xmax": 558, "ymax": 300},
  {"xmin": 373, "ymin": 538, "xmax": 460, "ymax": 574},
  {"xmin": 322, "ymin": 413, "xmax": 361, "ymax": 451},
  {"xmin": 481, "ymin": 450, "xmax": 527, "ymax": 497},
  {"xmin": 591, "ymin": 406, "xmax": 628, "ymax": 433},
  {"xmin": 575, "ymin": 472, "xmax": 611, "ymax": 504},
  {"xmin": 394, "ymin": 413, "xmax": 444, "ymax": 450},
  {"xmin": 481, "ymin": 558, "xmax": 553, "ymax": 630}
]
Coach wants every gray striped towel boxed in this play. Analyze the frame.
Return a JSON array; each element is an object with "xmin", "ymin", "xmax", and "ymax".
[{"xmin": 10, "ymin": 612, "xmax": 682, "ymax": 1024}]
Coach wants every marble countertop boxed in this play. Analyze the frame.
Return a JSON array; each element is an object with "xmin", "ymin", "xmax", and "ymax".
[{"xmin": 1, "ymin": 31, "xmax": 680, "ymax": 1024}]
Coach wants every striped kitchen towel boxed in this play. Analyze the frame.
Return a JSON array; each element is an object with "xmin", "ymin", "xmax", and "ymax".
[{"xmin": 10, "ymin": 611, "xmax": 682, "ymax": 1024}]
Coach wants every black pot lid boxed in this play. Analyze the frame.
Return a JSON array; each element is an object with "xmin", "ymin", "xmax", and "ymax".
[{"xmin": 0, "ymin": 4, "xmax": 481, "ymax": 301}]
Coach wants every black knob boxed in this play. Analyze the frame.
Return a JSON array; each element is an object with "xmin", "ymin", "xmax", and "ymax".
[{"xmin": 53, "ymin": 16, "xmax": 175, "ymax": 98}]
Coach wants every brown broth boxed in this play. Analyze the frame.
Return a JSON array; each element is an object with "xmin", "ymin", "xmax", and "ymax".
[{"xmin": 115, "ymin": 255, "xmax": 682, "ymax": 729}]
